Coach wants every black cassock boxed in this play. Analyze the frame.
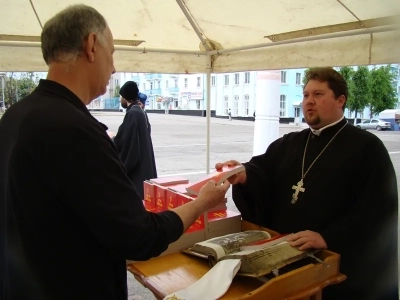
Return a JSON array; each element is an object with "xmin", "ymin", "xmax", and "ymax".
[
  {"xmin": 114, "ymin": 104, "xmax": 157, "ymax": 199},
  {"xmin": 233, "ymin": 118, "xmax": 398, "ymax": 300}
]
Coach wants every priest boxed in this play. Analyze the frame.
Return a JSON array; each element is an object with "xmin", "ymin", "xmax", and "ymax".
[
  {"xmin": 217, "ymin": 67, "xmax": 398, "ymax": 300},
  {"xmin": 114, "ymin": 81, "xmax": 157, "ymax": 199}
]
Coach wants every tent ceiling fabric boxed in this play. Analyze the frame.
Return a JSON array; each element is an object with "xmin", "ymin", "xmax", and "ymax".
[{"xmin": 0, "ymin": 0, "xmax": 399, "ymax": 73}]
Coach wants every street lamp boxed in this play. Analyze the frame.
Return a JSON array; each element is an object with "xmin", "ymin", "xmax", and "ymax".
[{"xmin": 0, "ymin": 72, "xmax": 5, "ymax": 109}]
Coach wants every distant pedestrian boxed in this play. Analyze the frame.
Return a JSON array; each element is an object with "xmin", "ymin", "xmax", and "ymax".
[
  {"xmin": 228, "ymin": 108, "xmax": 232, "ymax": 121},
  {"xmin": 253, "ymin": 111, "xmax": 256, "ymax": 122}
]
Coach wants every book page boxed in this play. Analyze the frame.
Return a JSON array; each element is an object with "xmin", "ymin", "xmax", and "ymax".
[{"xmin": 193, "ymin": 230, "xmax": 271, "ymax": 260}]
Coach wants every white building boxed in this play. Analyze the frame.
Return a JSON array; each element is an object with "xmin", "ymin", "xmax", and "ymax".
[{"xmin": 115, "ymin": 64, "xmax": 400, "ymax": 119}]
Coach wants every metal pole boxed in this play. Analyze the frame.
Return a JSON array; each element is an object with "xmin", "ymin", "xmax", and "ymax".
[
  {"xmin": 208, "ymin": 25, "xmax": 399, "ymax": 55},
  {"xmin": 0, "ymin": 73, "xmax": 5, "ymax": 109},
  {"xmin": 205, "ymin": 55, "xmax": 211, "ymax": 174}
]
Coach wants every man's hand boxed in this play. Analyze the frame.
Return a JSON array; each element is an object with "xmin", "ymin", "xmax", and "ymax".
[
  {"xmin": 172, "ymin": 180, "xmax": 230, "ymax": 232},
  {"xmin": 196, "ymin": 180, "xmax": 230, "ymax": 211},
  {"xmin": 215, "ymin": 160, "xmax": 247, "ymax": 185},
  {"xmin": 287, "ymin": 230, "xmax": 327, "ymax": 251}
]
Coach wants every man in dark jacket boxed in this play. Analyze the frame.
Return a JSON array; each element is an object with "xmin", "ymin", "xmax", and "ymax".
[
  {"xmin": 114, "ymin": 81, "xmax": 157, "ymax": 199},
  {"xmin": 0, "ymin": 5, "xmax": 229, "ymax": 300}
]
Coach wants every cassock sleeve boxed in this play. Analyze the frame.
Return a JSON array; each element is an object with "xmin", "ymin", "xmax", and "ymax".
[
  {"xmin": 52, "ymin": 122, "xmax": 183, "ymax": 261},
  {"xmin": 232, "ymin": 138, "xmax": 282, "ymax": 227},
  {"xmin": 318, "ymin": 136, "xmax": 398, "ymax": 249},
  {"xmin": 113, "ymin": 112, "xmax": 142, "ymax": 174}
]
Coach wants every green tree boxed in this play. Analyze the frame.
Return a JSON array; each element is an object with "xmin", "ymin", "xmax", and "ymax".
[
  {"xmin": 302, "ymin": 68, "xmax": 311, "ymax": 85},
  {"xmin": 113, "ymin": 84, "xmax": 120, "ymax": 98},
  {"xmin": 351, "ymin": 66, "xmax": 371, "ymax": 121},
  {"xmin": 338, "ymin": 66, "xmax": 355, "ymax": 115},
  {"xmin": 369, "ymin": 65, "xmax": 397, "ymax": 118},
  {"xmin": 2, "ymin": 72, "xmax": 39, "ymax": 105}
]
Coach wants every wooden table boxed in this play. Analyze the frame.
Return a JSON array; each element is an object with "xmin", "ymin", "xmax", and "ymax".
[{"xmin": 127, "ymin": 221, "xmax": 346, "ymax": 300}]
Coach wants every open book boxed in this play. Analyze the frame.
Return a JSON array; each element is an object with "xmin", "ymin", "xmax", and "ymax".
[
  {"xmin": 183, "ymin": 230, "xmax": 317, "ymax": 277},
  {"xmin": 185, "ymin": 165, "xmax": 245, "ymax": 196}
]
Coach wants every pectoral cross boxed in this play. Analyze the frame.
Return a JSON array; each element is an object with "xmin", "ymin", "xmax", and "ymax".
[{"xmin": 291, "ymin": 179, "xmax": 305, "ymax": 204}]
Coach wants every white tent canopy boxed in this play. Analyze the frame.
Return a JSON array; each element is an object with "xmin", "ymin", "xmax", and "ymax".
[{"xmin": 0, "ymin": 0, "xmax": 399, "ymax": 73}]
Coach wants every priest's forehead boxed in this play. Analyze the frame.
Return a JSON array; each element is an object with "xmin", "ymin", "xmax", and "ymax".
[
  {"xmin": 303, "ymin": 80, "xmax": 331, "ymax": 93},
  {"xmin": 303, "ymin": 67, "xmax": 348, "ymax": 100}
]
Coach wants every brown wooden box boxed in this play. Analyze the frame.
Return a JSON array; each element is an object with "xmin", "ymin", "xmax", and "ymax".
[{"xmin": 127, "ymin": 220, "xmax": 346, "ymax": 300}]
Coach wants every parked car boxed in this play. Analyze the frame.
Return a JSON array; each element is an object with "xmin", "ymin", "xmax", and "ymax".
[{"xmin": 355, "ymin": 119, "xmax": 391, "ymax": 131}]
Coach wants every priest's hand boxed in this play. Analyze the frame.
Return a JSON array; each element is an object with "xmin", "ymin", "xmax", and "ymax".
[
  {"xmin": 215, "ymin": 160, "xmax": 247, "ymax": 184},
  {"xmin": 287, "ymin": 230, "xmax": 327, "ymax": 250}
]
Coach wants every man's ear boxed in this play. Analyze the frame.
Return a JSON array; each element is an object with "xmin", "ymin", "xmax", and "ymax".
[
  {"xmin": 84, "ymin": 33, "xmax": 98, "ymax": 63},
  {"xmin": 337, "ymin": 95, "xmax": 346, "ymax": 108}
]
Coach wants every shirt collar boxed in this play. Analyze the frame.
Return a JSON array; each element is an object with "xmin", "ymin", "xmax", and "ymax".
[{"xmin": 310, "ymin": 116, "xmax": 344, "ymax": 136}]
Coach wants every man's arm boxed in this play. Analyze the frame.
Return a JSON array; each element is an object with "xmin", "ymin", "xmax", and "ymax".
[{"xmin": 51, "ymin": 122, "xmax": 228, "ymax": 261}]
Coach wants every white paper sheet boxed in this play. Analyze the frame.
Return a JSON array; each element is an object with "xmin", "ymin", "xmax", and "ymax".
[{"xmin": 163, "ymin": 258, "xmax": 242, "ymax": 300}]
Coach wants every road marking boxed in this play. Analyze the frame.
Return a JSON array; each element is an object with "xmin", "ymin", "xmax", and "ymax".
[{"xmin": 389, "ymin": 151, "xmax": 400, "ymax": 155}]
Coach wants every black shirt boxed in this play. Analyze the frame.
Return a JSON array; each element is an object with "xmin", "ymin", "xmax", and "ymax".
[{"xmin": 0, "ymin": 80, "xmax": 183, "ymax": 300}]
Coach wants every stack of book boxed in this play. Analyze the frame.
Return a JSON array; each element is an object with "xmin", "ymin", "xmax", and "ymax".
[{"xmin": 140, "ymin": 166, "xmax": 245, "ymax": 255}]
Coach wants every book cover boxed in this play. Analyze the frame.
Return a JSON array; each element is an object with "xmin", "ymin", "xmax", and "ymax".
[
  {"xmin": 166, "ymin": 188, "xmax": 183, "ymax": 210},
  {"xmin": 149, "ymin": 176, "xmax": 189, "ymax": 187},
  {"xmin": 143, "ymin": 180, "xmax": 156, "ymax": 208},
  {"xmin": 154, "ymin": 185, "xmax": 168, "ymax": 212},
  {"xmin": 185, "ymin": 165, "xmax": 245, "ymax": 196},
  {"xmin": 183, "ymin": 230, "xmax": 317, "ymax": 278}
]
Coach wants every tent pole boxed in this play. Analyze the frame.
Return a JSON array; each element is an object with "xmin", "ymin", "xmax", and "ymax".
[
  {"xmin": 208, "ymin": 25, "xmax": 399, "ymax": 55},
  {"xmin": 0, "ymin": 41, "xmax": 207, "ymax": 55},
  {"xmin": 205, "ymin": 54, "xmax": 212, "ymax": 174}
]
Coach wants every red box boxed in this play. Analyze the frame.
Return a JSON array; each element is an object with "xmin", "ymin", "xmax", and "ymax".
[
  {"xmin": 154, "ymin": 185, "xmax": 167, "ymax": 212},
  {"xmin": 143, "ymin": 180, "xmax": 156, "ymax": 209},
  {"xmin": 178, "ymin": 194, "xmax": 205, "ymax": 233},
  {"xmin": 166, "ymin": 189, "xmax": 182, "ymax": 210},
  {"xmin": 142, "ymin": 200, "xmax": 157, "ymax": 212},
  {"xmin": 186, "ymin": 213, "xmax": 205, "ymax": 233}
]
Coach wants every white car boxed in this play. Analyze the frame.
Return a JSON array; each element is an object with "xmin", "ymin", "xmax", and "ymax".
[{"xmin": 355, "ymin": 119, "xmax": 391, "ymax": 131}]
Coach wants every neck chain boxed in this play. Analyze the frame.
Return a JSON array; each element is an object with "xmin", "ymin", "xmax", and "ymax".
[{"xmin": 291, "ymin": 121, "xmax": 348, "ymax": 204}]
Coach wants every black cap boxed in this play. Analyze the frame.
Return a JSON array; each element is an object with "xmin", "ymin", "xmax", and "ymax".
[{"xmin": 119, "ymin": 81, "xmax": 139, "ymax": 101}]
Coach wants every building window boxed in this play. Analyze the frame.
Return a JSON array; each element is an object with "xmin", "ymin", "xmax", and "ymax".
[
  {"xmin": 234, "ymin": 95, "xmax": 239, "ymax": 116},
  {"xmin": 212, "ymin": 76, "xmax": 216, "ymax": 86},
  {"xmin": 115, "ymin": 79, "xmax": 119, "ymax": 85},
  {"xmin": 184, "ymin": 78, "xmax": 188, "ymax": 88},
  {"xmin": 296, "ymin": 73, "xmax": 301, "ymax": 85},
  {"xmin": 224, "ymin": 96, "xmax": 229, "ymax": 114},
  {"xmin": 196, "ymin": 77, "xmax": 201, "ymax": 88},
  {"xmin": 224, "ymin": 75, "xmax": 229, "ymax": 86},
  {"xmin": 196, "ymin": 100, "xmax": 201, "ymax": 109},
  {"xmin": 281, "ymin": 71, "xmax": 287, "ymax": 84},
  {"xmin": 280, "ymin": 95, "xmax": 286, "ymax": 117},
  {"xmin": 234, "ymin": 73, "xmax": 239, "ymax": 85},
  {"xmin": 165, "ymin": 80, "xmax": 169, "ymax": 88},
  {"xmin": 150, "ymin": 82, "xmax": 153, "ymax": 89},
  {"xmin": 244, "ymin": 95, "xmax": 249, "ymax": 115},
  {"xmin": 174, "ymin": 79, "xmax": 178, "ymax": 87},
  {"xmin": 156, "ymin": 80, "xmax": 161, "ymax": 89},
  {"xmin": 244, "ymin": 72, "xmax": 250, "ymax": 84},
  {"xmin": 143, "ymin": 83, "xmax": 146, "ymax": 91}
]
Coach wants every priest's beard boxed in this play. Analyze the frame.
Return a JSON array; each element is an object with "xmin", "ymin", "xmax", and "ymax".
[
  {"xmin": 121, "ymin": 102, "xmax": 130, "ymax": 109},
  {"xmin": 304, "ymin": 114, "xmax": 321, "ymax": 127}
]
